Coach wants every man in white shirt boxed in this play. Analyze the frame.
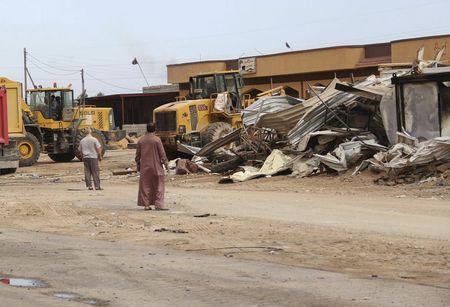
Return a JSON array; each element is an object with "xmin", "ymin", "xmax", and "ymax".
[{"xmin": 78, "ymin": 128, "xmax": 103, "ymax": 190}]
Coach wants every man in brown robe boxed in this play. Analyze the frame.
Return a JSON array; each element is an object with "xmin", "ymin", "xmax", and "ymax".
[{"xmin": 135, "ymin": 123, "xmax": 169, "ymax": 211}]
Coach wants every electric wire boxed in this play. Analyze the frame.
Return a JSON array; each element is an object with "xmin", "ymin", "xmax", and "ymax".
[
  {"xmin": 84, "ymin": 71, "xmax": 140, "ymax": 92},
  {"xmin": 28, "ymin": 53, "xmax": 79, "ymax": 72},
  {"xmin": 28, "ymin": 54, "xmax": 143, "ymax": 92},
  {"xmin": 28, "ymin": 59, "xmax": 80, "ymax": 76}
]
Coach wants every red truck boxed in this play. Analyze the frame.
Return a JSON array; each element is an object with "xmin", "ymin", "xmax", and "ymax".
[{"xmin": 0, "ymin": 86, "xmax": 19, "ymax": 174}]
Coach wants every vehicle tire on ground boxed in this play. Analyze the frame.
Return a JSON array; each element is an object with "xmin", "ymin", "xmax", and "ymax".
[
  {"xmin": 74, "ymin": 128, "xmax": 107, "ymax": 161},
  {"xmin": 0, "ymin": 168, "xmax": 17, "ymax": 175},
  {"xmin": 48, "ymin": 153, "xmax": 76, "ymax": 163},
  {"xmin": 18, "ymin": 132, "xmax": 41, "ymax": 167},
  {"xmin": 201, "ymin": 122, "xmax": 233, "ymax": 146}
]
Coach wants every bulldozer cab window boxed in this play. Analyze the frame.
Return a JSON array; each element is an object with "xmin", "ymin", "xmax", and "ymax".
[
  {"xmin": 236, "ymin": 75, "xmax": 244, "ymax": 89},
  {"xmin": 193, "ymin": 76, "xmax": 217, "ymax": 99},
  {"xmin": 215, "ymin": 75, "xmax": 226, "ymax": 93},
  {"xmin": 29, "ymin": 91, "xmax": 51, "ymax": 118},
  {"xmin": 48, "ymin": 92, "xmax": 62, "ymax": 120},
  {"xmin": 61, "ymin": 91, "xmax": 74, "ymax": 109},
  {"xmin": 29, "ymin": 90, "xmax": 73, "ymax": 120},
  {"xmin": 224, "ymin": 74, "xmax": 237, "ymax": 94},
  {"xmin": 224, "ymin": 74, "xmax": 241, "ymax": 109}
]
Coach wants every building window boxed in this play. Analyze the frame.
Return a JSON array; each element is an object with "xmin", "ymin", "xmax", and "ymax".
[{"xmin": 364, "ymin": 44, "xmax": 391, "ymax": 58}]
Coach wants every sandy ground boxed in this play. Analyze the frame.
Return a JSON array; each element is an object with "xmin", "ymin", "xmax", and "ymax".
[{"xmin": 0, "ymin": 150, "xmax": 449, "ymax": 306}]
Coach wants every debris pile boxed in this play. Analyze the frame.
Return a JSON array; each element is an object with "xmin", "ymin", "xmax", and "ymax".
[
  {"xmin": 171, "ymin": 49, "xmax": 450, "ymax": 185},
  {"xmin": 355, "ymin": 135, "xmax": 450, "ymax": 185},
  {"xmin": 180, "ymin": 75, "xmax": 392, "ymax": 181},
  {"xmin": 107, "ymin": 135, "xmax": 141, "ymax": 150}
]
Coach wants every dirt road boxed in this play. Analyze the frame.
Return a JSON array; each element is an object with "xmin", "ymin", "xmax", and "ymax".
[{"xmin": 0, "ymin": 150, "xmax": 449, "ymax": 306}]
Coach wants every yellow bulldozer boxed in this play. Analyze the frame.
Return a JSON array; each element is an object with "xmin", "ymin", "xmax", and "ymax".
[
  {"xmin": 0, "ymin": 77, "xmax": 124, "ymax": 166},
  {"xmin": 154, "ymin": 70, "xmax": 251, "ymax": 153},
  {"xmin": 153, "ymin": 70, "xmax": 283, "ymax": 154}
]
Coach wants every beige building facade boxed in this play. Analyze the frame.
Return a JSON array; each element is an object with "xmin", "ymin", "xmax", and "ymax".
[{"xmin": 167, "ymin": 35, "xmax": 450, "ymax": 99}]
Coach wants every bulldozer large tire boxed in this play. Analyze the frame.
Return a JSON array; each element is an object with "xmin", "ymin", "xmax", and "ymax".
[
  {"xmin": 74, "ymin": 128, "xmax": 107, "ymax": 161},
  {"xmin": 48, "ymin": 153, "xmax": 76, "ymax": 163},
  {"xmin": 18, "ymin": 132, "xmax": 41, "ymax": 167},
  {"xmin": 0, "ymin": 168, "xmax": 17, "ymax": 175},
  {"xmin": 201, "ymin": 122, "xmax": 233, "ymax": 146}
]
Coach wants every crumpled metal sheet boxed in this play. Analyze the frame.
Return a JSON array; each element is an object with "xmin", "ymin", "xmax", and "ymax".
[
  {"xmin": 314, "ymin": 138, "xmax": 383, "ymax": 172},
  {"xmin": 314, "ymin": 141, "xmax": 363, "ymax": 172},
  {"xmin": 287, "ymin": 77, "xmax": 381, "ymax": 146},
  {"xmin": 222, "ymin": 149, "xmax": 292, "ymax": 183},
  {"xmin": 355, "ymin": 136, "xmax": 450, "ymax": 174},
  {"xmin": 196, "ymin": 128, "xmax": 242, "ymax": 157},
  {"xmin": 296, "ymin": 129, "xmax": 361, "ymax": 152},
  {"xmin": 290, "ymin": 157, "xmax": 320, "ymax": 178},
  {"xmin": 242, "ymin": 95, "xmax": 303, "ymax": 127},
  {"xmin": 177, "ymin": 142, "xmax": 201, "ymax": 155},
  {"xmin": 256, "ymin": 79, "xmax": 340, "ymax": 133},
  {"xmin": 379, "ymin": 87, "xmax": 397, "ymax": 145}
]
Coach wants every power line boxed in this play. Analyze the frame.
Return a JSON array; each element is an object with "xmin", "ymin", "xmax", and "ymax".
[
  {"xmin": 84, "ymin": 71, "xmax": 140, "ymax": 92},
  {"xmin": 26, "ymin": 53, "xmax": 155, "ymax": 93},
  {"xmin": 31, "ymin": 53, "xmax": 172, "ymax": 66},
  {"xmin": 28, "ymin": 52, "xmax": 167, "ymax": 77},
  {"xmin": 28, "ymin": 59, "xmax": 80, "ymax": 76},
  {"xmin": 28, "ymin": 54, "xmax": 165, "ymax": 84},
  {"xmin": 28, "ymin": 53, "xmax": 79, "ymax": 72}
]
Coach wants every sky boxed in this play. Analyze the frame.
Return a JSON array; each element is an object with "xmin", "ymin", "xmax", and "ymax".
[{"xmin": 1, "ymin": 0, "xmax": 449, "ymax": 96}]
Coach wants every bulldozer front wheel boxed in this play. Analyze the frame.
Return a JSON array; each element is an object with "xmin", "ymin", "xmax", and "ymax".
[
  {"xmin": 48, "ymin": 153, "xmax": 76, "ymax": 163},
  {"xmin": 0, "ymin": 168, "xmax": 17, "ymax": 175},
  {"xmin": 201, "ymin": 122, "xmax": 233, "ymax": 146},
  {"xmin": 74, "ymin": 128, "xmax": 107, "ymax": 161},
  {"xmin": 18, "ymin": 132, "xmax": 41, "ymax": 167}
]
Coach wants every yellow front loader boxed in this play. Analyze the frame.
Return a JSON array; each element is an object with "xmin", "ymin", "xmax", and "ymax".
[
  {"xmin": 26, "ymin": 86, "xmax": 124, "ymax": 163},
  {"xmin": 0, "ymin": 77, "xmax": 124, "ymax": 166},
  {"xmin": 154, "ymin": 71, "xmax": 251, "ymax": 153}
]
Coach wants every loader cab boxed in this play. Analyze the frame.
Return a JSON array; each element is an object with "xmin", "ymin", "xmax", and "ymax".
[
  {"xmin": 27, "ymin": 88, "xmax": 74, "ymax": 121},
  {"xmin": 189, "ymin": 71, "xmax": 244, "ymax": 111}
]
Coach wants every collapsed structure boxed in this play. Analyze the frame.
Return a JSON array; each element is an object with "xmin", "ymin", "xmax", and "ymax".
[{"xmin": 172, "ymin": 47, "xmax": 450, "ymax": 185}]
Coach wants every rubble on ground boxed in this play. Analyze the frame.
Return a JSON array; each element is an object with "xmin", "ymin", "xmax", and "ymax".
[
  {"xmin": 354, "ymin": 135, "xmax": 450, "ymax": 185},
  {"xmin": 171, "ymin": 49, "xmax": 450, "ymax": 185},
  {"xmin": 107, "ymin": 134, "xmax": 141, "ymax": 150}
]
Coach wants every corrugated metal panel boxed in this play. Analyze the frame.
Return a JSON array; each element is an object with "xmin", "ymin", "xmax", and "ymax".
[
  {"xmin": 196, "ymin": 128, "xmax": 242, "ymax": 157},
  {"xmin": 256, "ymin": 78, "xmax": 340, "ymax": 133},
  {"xmin": 242, "ymin": 95, "xmax": 303, "ymax": 127},
  {"xmin": 287, "ymin": 77, "xmax": 380, "ymax": 145}
]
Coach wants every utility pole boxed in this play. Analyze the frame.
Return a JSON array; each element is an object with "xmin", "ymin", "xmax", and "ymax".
[
  {"xmin": 23, "ymin": 48, "xmax": 36, "ymax": 96},
  {"xmin": 81, "ymin": 68, "xmax": 85, "ymax": 118},
  {"xmin": 23, "ymin": 48, "xmax": 27, "ymax": 101}
]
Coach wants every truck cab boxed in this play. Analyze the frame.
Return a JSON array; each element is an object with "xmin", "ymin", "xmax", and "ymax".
[{"xmin": 0, "ymin": 86, "xmax": 19, "ymax": 174}]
